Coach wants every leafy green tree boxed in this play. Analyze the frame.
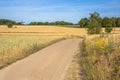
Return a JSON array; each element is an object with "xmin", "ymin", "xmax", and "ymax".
[
  {"xmin": 102, "ymin": 17, "xmax": 113, "ymax": 33},
  {"xmin": 102, "ymin": 17, "xmax": 111, "ymax": 27},
  {"xmin": 110, "ymin": 17, "xmax": 116, "ymax": 32},
  {"xmin": 111, "ymin": 17, "xmax": 116, "ymax": 27},
  {"xmin": 78, "ymin": 18, "xmax": 88, "ymax": 28},
  {"xmin": 87, "ymin": 12, "xmax": 102, "ymax": 34},
  {"xmin": 116, "ymin": 17, "xmax": 120, "ymax": 27}
]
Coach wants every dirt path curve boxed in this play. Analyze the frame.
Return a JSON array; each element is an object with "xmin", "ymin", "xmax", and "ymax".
[{"xmin": 0, "ymin": 38, "xmax": 82, "ymax": 80}]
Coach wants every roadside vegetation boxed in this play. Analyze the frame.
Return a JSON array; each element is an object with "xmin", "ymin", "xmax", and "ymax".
[
  {"xmin": 80, "ymin": 35, "xmax": 120, "ymax": 80},
  {"xmin": 0, "ymin": 36, "xmax": 63, "ymax": 69},
  {"xmin": 78, "ymin": 12, "xmax": 120, "ymax": 80}
]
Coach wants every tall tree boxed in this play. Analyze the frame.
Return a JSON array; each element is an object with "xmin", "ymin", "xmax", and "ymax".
[
  {"xmin": 78, "ymin": 18, "xmax": 88, "ymax": 28},
  {"xmin": 87, "ymin": 12, "xmax": 102, "ymax": 34}
]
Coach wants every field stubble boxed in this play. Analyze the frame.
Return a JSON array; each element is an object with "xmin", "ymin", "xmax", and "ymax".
[{"xmin": 0, "ymin": 25, "xmax": 87, "ymax": 36}]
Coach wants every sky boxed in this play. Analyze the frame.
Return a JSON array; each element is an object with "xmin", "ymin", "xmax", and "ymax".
[{"xmin": 0, "ymin": 0, "xmax": 120, "ymax": 23}]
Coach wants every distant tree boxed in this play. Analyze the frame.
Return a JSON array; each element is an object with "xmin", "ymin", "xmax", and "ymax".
[
  {"xmin": 29, "ymin": 22, "xmax": 37, "ymax": 25},
  {"xmin": 7, "ymin": 23, "xmax": 13, "ymax": 28},
  {"xmin": 78, "ymin": 18, "xmax": 88, "ymax": 28},
  {"xmin": 102, "ymin": 17, "xmax": 113, "ymax": 33},
  {"xmin": 116, "ymin": 17, "xmax": 120, "ymax": 27},
  {"xmin": 29, "ymin": 21, "xmax": 73, "ymax": 25},
  {"xmin": 111, "ymin": 17, "xmax": 116, "ymax": 27},
  {"xmin": 110, "ymin": 17, "xmax": 117, "ymax": 32},
  {"xmin": 102, "ymin": 17, "xmax": 112, "ymax": 27},
  {"xmin": 0, "ymin": 19, "xmax": 16, "ymax": 25},
  {"xmin": 17, "ymin": 22, "xmax": 24, "ymax": 25},
  {"xmin": 44, "ymin": 22, "xmax": 49, "ymax": 25},
  {"xmin": 87, "ymin": 12, "xmax": 102, "ymax": 34}
]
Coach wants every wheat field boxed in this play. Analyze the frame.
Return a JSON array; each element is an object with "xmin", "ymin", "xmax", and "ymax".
[
  {"xmin": 0, "ymin": 25, "xmax": 119, "ymax": 36},
  {"xmin": 0, "ymin": 25, "xmax": 87, "ymax": 36}
]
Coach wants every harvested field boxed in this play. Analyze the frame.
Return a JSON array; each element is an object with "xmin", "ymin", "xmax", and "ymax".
[{"xmin": 0, "ymin": 25, "xmax": 87, "ymax": 36}]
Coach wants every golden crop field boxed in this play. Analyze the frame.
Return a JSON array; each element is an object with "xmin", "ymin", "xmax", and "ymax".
[
  {"xmin": 0, "ymin": 25, "xmax": 87, "ymax": 36},
  {"xmin": 0, "ymin": 25, "xmax": 119, "ymax": 36}
]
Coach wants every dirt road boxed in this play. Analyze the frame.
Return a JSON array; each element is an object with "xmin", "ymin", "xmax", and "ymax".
[{"xmin": 0, "ymin": 38, "xmax": 82, "ymax": 80}]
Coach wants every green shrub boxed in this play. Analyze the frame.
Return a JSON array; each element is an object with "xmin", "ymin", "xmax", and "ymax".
[
  {"xmin": 7, "ymin": 23, "xmax": 13, "ymax": 28},
  {"xmin": 105, "ymin": 26, "xmax": 113, "ymax": 33}
]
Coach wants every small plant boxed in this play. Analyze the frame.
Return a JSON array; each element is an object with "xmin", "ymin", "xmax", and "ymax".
[{"xmin": 7, "ymin": 23, "xmax": 13, "ymax": 28}]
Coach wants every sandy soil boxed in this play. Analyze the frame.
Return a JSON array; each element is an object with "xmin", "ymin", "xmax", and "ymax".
[{"xmin": 0, "ymin": 38, "xmax": 82, "ymax": 80}]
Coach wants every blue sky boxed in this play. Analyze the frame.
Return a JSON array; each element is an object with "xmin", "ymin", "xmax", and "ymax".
[{"xmin": 0, "ymin": 0, "xmax": 120, "ymax": 23}]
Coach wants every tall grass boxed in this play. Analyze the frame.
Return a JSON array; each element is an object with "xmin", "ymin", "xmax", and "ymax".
[
  {"xmin": 0, "ymin": 36, "xmax": 62, "ymax": 69},
  {"xmin": 80, "ymin": 35, "xmax": 120, "ymax": 80}
]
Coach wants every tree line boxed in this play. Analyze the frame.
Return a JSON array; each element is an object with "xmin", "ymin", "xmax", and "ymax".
[
  {"xmin": 78, "ymin": 13, "xmax": 120, "ymax": 28},
  {"xmin": 0, "ymin": 19, "xmax": 23, "ymax": 25},
  {"xmin": 0, "ymin": 19, "xmax": 73, "ymax": 25},
  {"xmin": 29, "ymin": 21, "xmax": 73, "ymax": 25},
  {"xmin": 78, "ymin": 12, "xmax": 120, "ymax": 34}
]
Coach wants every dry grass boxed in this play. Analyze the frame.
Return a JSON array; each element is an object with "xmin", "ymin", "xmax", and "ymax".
[{"xmin": 81, "ymin": 35, "xmax": 120, "ymax": 80}]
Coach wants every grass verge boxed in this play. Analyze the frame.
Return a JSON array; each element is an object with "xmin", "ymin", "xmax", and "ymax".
[{"xmin": 80, "ymin": 35, "xmax": 120, "ymax": 80}]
